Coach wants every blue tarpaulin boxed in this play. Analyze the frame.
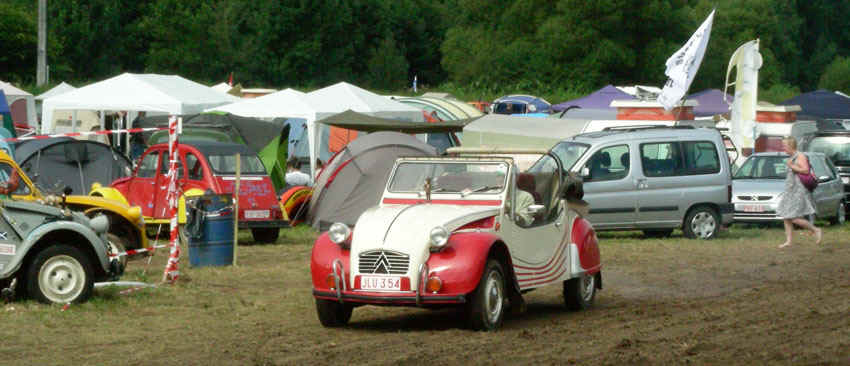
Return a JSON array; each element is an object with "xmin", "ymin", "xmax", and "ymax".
[
  {"xmin": 552, "ymin": 85, "xmax": 635, "ymax": 112},
  {"xmin": 780, "ymin": 89, "xmax": 850, "ymax": 120}
]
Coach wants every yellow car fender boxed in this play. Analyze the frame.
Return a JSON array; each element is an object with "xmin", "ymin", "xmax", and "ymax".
[{"xmin": 89, "ymin": 183, "xmax": 130, "ymax": 206}]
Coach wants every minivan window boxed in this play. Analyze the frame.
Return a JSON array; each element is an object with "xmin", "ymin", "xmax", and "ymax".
[
  {"xmin": 584, "ymin": 145, "xmax": 629, "ymax": 181},
  {"xmin": 641, "ymin": 140, "xmax": 719, "ymax": 177},
  {"xmin": 641, "ymin": 142, "xmax": 681, "ymax": 177},
  {"xmin": 682, "ymin": 141, "xmax": 720, "ymax": 175},
  {"xmin": 809, "ymin": 156, "xmax": 833, "ymax": 180}
]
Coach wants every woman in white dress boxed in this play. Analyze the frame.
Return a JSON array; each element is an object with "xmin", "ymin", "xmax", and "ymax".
[{"xmin": 775, "ymin": 137, "xmax": 822, "ymax": 248}]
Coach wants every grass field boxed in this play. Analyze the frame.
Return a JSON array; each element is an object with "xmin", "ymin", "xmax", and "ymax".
[{"xmin": 1, "ymin": 223, "xmax": 848, "ymax": 365}]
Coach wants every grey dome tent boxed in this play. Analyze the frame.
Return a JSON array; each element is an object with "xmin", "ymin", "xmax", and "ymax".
[
  {"xmin": 15, "ymin": 137, "xmax": 132, "ymax": 195},
  {"xmin": 307, "ymin": 131, "xmax": 437, "ymax": 230}
]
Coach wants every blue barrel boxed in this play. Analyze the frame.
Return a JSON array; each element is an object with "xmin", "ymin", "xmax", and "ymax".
[{"xmin": 186, "ymin": 194, "xmax": 234, "ymax": 267}]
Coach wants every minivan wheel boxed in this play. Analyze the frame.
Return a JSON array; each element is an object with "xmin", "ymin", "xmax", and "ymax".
[
  {"xmin": 829, "ymin": 201, "xmax": 846, "ymax": 226},
  {"xmin": 683, "ymin": 206, "xmax": 719, "ymax": 239}
]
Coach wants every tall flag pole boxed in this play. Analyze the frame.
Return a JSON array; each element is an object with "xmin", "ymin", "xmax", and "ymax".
[
  {"xmin": 658, "ymin": 9, "xmax": 715, "ymax": 111},
  {"xmin": 162, "ymin": 116, "xmax": 181, "ymax": 284}
]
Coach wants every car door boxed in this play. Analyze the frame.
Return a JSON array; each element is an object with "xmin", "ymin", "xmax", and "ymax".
[
  {"xmin": 635, "ymin": 140, "xmax": 685, "ymax": 227},
  {"xmin": 580, "ymin": 144, "xmax": 637, "ymax": 229},
  {"xmin": 502, "ymin": 156, "xmax": 566, "ymax": 289},
  {"xmin": 809, "ymin": 155, "xmax": 841, "ymax": 217},
  {"xmin": 127, "ymin": 150, "xmax": 160, "ymax": 217}
]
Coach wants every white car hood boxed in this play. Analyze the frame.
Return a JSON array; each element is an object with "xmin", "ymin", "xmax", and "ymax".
[
  {"xmin": 349, "ymin": 203, "xmax": 500, "ymax": 289},
  {"xmin": 733, "ymin": 179, "xmax": 785, "ymax": 198}
]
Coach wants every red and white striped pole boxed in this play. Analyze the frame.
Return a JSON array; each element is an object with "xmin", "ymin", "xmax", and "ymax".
[{"xmin": 162, "ymin": 116, "xmax": 181, "ymax": 284}]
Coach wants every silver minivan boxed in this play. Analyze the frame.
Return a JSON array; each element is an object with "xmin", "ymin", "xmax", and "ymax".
[{"xmin": 546, "ymin": 126, "xmax": 734, "ymax": 239}]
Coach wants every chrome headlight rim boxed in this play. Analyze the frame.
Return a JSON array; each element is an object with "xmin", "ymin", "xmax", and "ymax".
[
  {"xmin": 429, "ymin": 226, "xmax": 449, "ymax": 248},
  {"xmin": 328, "ymin": 222, "xmax": 351, "ymax": 245}
]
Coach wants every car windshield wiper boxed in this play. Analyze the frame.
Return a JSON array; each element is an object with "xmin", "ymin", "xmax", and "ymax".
[{"xmin": 460, "ymin": 185, "xmax": 503, "ymax": 197}]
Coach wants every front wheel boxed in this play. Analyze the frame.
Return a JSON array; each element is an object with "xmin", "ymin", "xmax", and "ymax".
[
  {"xmin": 564, "ymin": 272, "xmax": 597, "ymax": 311},
  {"xmin": 26, "ymin": 245, "xmax": 94, "ymax": 304},
  {"xmin": 683, "ymin": 206, "xmax": 719, "ymax": 239},
  {"xmin": 106, "ymin": 234, "xmax": 128, "ymax": 268},
  {"xmin": 315, "ymin": 298, "xmax": 353, "ymax": 327},
  {"xmin": 251, "ymin": 228, "xmax": 280, "ymax": 243},
  {"xmin": 466, "ymin": 259, "xmax": 507, "ymax": 331}
]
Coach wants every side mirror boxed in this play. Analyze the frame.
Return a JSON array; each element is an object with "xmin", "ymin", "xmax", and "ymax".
[{"xmin": 580, "ymin": 166, "xmax": 590, "ymax": 178}]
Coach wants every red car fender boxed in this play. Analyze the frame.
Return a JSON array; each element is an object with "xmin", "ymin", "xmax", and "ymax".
[
  {"xmin": 427, "ymin": 232, "xmax": 510, "ymax": 295},
  {"xmin": 570, "ymin": 216, "xmax": 601, "ymax": 275},
  {"xmin": 310, "ymin": 233, "xmax": 351, "ymax": 290}
]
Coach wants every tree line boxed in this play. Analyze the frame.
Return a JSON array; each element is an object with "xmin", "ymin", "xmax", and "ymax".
[{"xmin": 3, "ymin": 0, "xmax": 850, "ymax": 103}]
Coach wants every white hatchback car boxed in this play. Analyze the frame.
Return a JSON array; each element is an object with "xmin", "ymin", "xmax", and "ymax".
[{"xmin": 732, "ymin": 152, "xmax": 845, "ymax": 224}]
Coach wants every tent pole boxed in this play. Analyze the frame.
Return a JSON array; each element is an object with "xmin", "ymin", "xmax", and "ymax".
[{"xmin": 233, "ymin": 153, "xmax": 240, "ymax": 266}]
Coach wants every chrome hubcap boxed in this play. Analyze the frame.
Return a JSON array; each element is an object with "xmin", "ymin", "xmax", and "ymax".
[
  {"xmin": 38, "ymin": 255, "xmax": 85, "ymax": 303},
  {"xmin": 484, "ymin": 270, "xmax": 504, "ymax": 324},
  {"xmin": 691, "ymin": 211, "xmax": 716, "ymax": 239}
]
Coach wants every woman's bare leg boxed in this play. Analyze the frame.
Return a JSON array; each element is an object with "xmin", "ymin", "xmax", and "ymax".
[
  {"xmin": 779, "ymin": 219, "xmax": 793, "ymax": 248},
  {"xmin": 791, "ymin": 217, "xmax": 822, "ymax": 244}
]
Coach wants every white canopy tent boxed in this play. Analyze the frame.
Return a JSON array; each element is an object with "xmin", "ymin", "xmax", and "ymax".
[
  {"xmin": 211, "ymin": 82, "xmax": 232, "ymax": 94},
  {"xmin": 41, "ymin": 73, "xmax": 239, "ymax": 134},
  {"xmin": 205, "ymin": 88, "xmax": 316, "ymax": 120},
  {"xmin": 35, "ymin": 82, "xmax": 76, "ymax": 101},
  {"xmin": 0, "ymin": 80, "xmax": 37, "ymax": 127},
  {"xmin": 305, "ymin": 82, "xmax": 424, "ymax": 175}
]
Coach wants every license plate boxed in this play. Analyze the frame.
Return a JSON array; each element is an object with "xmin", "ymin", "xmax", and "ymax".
[
  {"xmin": 360, "ymin": 276, "xmax": 402, "ymax": 291},
  {"xmin": 842, "ymin": 176, "xmax": 849, "ymax": 184},
  {"xmin": 739, "ymin": 204, "xmax": 766, "ymax": 213},
  {"xmin": 245, "ymin": 210, "xmax": 270, "ymax": 219}
]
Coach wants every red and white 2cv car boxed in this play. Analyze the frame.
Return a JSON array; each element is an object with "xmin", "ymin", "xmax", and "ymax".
[{"xmin": 310, "ymin": 147, "xmax": 601, "ymax": 330}]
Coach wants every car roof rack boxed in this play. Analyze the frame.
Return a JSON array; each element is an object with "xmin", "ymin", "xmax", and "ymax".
[{"xmin": 601, "ymin": 125, "xmax": 695, "ymax": 132}]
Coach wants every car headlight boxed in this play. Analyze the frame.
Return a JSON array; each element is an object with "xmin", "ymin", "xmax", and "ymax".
[
  {"xmin": 429, "ymin": 226, "xmax": 449, "ymax": 248},
  {"xmin": 328, "ymin": 223, "xmax": 351, "ymax": 245},
  {"xmin": 89, "ymin": 214, "xmax": 110, "ymax": 234}
]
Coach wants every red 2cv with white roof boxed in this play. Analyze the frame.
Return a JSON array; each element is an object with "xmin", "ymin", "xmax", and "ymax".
[{"xmin": 310, "ymin": 147, "xmax": 601, "ymax": 330}]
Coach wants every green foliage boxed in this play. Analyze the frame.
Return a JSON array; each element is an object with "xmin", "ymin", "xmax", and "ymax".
[
  {"xmin": 0, "ymin": 3, "xmax": 37, "ymax": 84},
  {"xmin": 366, "ymin": 35, "xmax": 410, "ymax": 91},
  {"xmin": 818, "ymin": 57, "xmax": 850, "ymax": 93},
  {"xmin": 759, "ymin": 83, "xmax": 800, "ymax": 104},
  {"xmin": 4, "ymin": 0, "xmax": 850, "ymax": 103}
]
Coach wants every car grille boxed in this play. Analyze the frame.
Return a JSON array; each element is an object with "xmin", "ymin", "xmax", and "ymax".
[
  {"xmin": 358, "ymin": 250, "xmax": 409, "ymax": 275},
  {"xmin": 737, "ymin": 195, "xmax": 773, "ymax": 201}
]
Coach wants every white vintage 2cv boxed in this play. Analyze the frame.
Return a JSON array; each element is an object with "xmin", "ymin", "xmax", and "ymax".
[{"xmin": 311, "ymin": 148, "xmax": 602, "ymax": 330}]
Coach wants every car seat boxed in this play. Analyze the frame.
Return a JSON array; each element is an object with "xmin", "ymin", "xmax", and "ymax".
[
  {"xmin": 516, "ymin": 173, "xmax": 542, "ymax": 204},
  {"xmin": 620, "ymin": 152, "xmax": 630, "ymax": 170}
]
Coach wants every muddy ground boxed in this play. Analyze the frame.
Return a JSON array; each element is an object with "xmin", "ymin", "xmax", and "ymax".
[{"xmin": 1, "ymin": 225, "xmax": 848, "ymax": 365}]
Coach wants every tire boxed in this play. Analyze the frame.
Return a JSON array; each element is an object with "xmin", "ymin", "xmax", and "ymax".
[
  {"xmin": 251, "ymin": 228, "xmax": 280, "ymax": 243},
  {"xmin": 829, "ymin": 201, "xmax": 846, "ymax": 226},
  {"xmin": 106, "ymin": 234, "xmax": 128, "ymax": 269},
  {"xmin": 564, "ymin": 272, "xmax": 597, "ymax": 311},
  {"xmin": 683, "ymin": 206, "xmax": 719, "ymax": 239},
  {"xmin": 315, "ymin": 298, "xmax": 353, "ymax": 327},
  {"xmin": 642, "ymin": 229, "xmax": 673, "ymax": 238},
  {"xmin": 466, "ymin": 259, "xmax": 507, "ymax": 331},
  {"xmin": 26, "ymin": 244, "xmax": 94, "ymax": 304}
]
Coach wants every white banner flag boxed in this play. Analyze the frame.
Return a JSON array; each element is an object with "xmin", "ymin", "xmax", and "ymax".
[{"xmin": 658, "ymin": 10, "xmax": 715, "ymax": 111}]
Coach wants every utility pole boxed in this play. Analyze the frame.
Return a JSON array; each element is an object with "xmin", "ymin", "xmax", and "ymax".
[{"xmin": 37, "ymin": 0, "xmax": 47, "ymax": 86}]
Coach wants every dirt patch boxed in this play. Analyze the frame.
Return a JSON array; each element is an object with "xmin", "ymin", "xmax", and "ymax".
[{"xmin": 1, "ymin": 226, "xmax": 848, "ymax": 365}]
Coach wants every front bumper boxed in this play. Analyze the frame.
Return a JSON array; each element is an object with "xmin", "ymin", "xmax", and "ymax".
[
  {"xmin": 732, "ymin": 202, "xmax": 779, "ymax": 222},
  {"xmin": 313, "ymin": 289, "xmax": 466, "ymax": 305}
]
